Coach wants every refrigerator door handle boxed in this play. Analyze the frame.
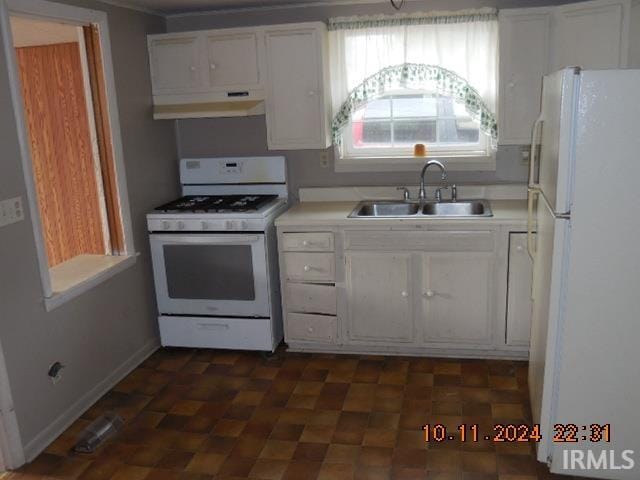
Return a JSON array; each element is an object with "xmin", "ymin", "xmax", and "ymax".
[
  {"xmin": 527, "ymin": 188, "xmax": 538, "ymax": 260},
  {"xmin": 529, "ymin": 116, "xmax": 543, "ymax": 189}
]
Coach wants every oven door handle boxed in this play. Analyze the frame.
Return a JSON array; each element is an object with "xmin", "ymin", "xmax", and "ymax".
[{"xmin": 153, "ymin": 235, "xmax": 262, "ymax": 245}]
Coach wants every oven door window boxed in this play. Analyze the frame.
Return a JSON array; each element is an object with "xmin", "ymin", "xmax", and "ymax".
[{"xmin": 163, "ymin": 244, "xmax": 255, "ymax": 300}]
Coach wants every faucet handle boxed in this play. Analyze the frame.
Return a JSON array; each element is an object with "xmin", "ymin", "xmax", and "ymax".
[
  {"xmin": 396, "ymin": 186, "xmax": 411, "ymax": 202},
  {"xmin": 451, "ymin": 184, "xmax": 457, "ymax": 202},
  {"xmin": 434, "ymin": 185, "xmax": 451, "ymax": 203}
]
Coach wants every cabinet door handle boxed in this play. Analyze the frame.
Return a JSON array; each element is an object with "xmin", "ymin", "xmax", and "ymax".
[
  {"xmin": 516, "ymin": 245, "xmax": 524, "ymax": 252},
  {"xmin": 307, "ymin": 327, "xmax": 314, "ymax": 333},
  {"xmin": 197, "ymin": 323, "xmax": 229, "ymax": 330},
  {"xmin": 210, "ymin": 63, "xmax": 216, "ymax": 70},
  {"xmin": 424, "ymin": 290, "xmax": 435, "ymax": 298},
  {"xmin": 401, "ymin": 291, "xmax": 409, "ymax": 298},
  {"xmin": 303, "ymin": 265, "xmax": 312, "ymax": 272},
  {"xmin": 308, "ymin": 90, "xmax": 317, "ymax": 96},
  {"xmin": 189, "ymin": 65, "xmax": 196, "ymax": 71}
]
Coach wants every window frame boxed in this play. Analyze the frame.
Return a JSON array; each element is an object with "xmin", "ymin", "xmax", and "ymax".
[
  {"xmin": 336, "ymin": 89, "xmax": 496, "ymax": 172},
  {"xmin": 2, "ymin": 0, "xmax": 137, "ymax": 311}
]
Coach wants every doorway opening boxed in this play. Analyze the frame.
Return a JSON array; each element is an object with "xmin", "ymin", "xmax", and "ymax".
[{"xmin": 4, "ymin": 1, "xmax": 136, "ymax": 313}]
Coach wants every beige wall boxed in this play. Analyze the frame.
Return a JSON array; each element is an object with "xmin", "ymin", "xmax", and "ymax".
[{"xmin": 0, "ymin": 0, "xmax": 178, "ymax": 459}]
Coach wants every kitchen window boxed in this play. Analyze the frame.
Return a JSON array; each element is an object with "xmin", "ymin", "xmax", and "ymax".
[
  {"xmin": 343, "ymin": 91, "xmax": 489, "ymax": 159},
  {"xmin": 328, "ymin": 9, "xmax": 499, "ymax": 171}
]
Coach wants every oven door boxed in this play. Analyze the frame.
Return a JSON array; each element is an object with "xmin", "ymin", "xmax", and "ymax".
[{"xmin": 150, "ymin": 233, "xmax": 270, "ymax": 317}]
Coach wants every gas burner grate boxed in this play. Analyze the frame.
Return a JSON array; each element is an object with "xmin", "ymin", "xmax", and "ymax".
[{"xmin": 154, "ymin": 194, "xmax": 278, "ymax": 213}]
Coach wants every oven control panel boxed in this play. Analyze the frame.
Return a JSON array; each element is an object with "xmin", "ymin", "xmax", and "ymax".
[{"xmin": 147, "ymin": 217, "xmax": 262, "ymax": 232}]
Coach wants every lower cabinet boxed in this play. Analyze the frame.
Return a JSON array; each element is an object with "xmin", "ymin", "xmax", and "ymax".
[
  {"xmin": 279, "ymin": 226, "xmax": 531, "ymax": 358},
  {"xmin": 345, "ymin": 252, "xmax": 414, "ymax": 343},
  {"xmin": 421, "ymin": 253, "xmax": 494, "ymax": 344},
  {"xmin": 506, "ymin": 233, "xmax": 534, "ymax": 345}
]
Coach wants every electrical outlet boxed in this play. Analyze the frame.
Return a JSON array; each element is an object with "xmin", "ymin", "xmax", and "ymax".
[
  {"xmin": 48, "ymin": 361, "xmax": 65, "ymax": 384},
  {"xmin": 0, "ymin": 196, "xmax": 24, "ymax": 228},
  {"xmin": 319, "ymin": 152, "xmax": 330, "ymax": 168},
  {"xmin": 521, "ymin": 148, "xmax": 530, "ymax": 164}
]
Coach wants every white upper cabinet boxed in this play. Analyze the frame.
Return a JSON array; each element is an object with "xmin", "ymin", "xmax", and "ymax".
[
  {"xmin": 345, "ymin": 252, "xmax": 414, "ymax": 344},
  {"xmin": 264, "ymin": 23, "xmax": 331, "ymax": 150},
  {"xmin": 498, "ymin": 0, "xmax": 631, "ymax": 145},
  {"xmin": 551, "ymin": 0, "xmax": 630, "ymax": 70},
  {"xmin": 148, "ymin": 34, "xmax": 203, "ymax": 95},
  {"xmin": 204, "ymin": 31, "xmax": 263, "ymax": 91},
  {"xmin": 498, "ymin": 8, "xmax": 552, "ymax": 145},
  {"xmin": 148, "ymin": 27, "xmax": 265, "ymax": 108}
]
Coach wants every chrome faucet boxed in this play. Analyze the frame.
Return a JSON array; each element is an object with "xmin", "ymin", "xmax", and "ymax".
[{"xmin": 419, "ymin": 160, "xmax": 447, "ymax": 201}]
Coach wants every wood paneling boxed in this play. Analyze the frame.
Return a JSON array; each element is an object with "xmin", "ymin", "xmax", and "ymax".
[
  {"xmin": 16, "ymin": 42, "xmax": 106, "ymax": 267},
  {"xmin": 83, "ymin": 25, "xmax": 125, "ymax": 254}
]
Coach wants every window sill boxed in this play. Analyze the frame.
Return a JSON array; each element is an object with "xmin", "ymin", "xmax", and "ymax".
[
  {"xmin": 334, "ymin": 155, "xmax": 496, "ymax": 173},
  {"xmin": 44, "ymin": 254, "xmax": 138, "ymax": 312}
]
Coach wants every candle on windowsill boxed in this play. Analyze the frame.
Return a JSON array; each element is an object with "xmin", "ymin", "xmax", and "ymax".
[{"xmin": 414, "ymin": 143, "xmax": 426, "ymax": 158}]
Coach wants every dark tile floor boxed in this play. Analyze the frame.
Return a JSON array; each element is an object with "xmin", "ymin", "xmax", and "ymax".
[{"xmin": 10, "ymin": 347, "xmax": 590, "ymax": 479}]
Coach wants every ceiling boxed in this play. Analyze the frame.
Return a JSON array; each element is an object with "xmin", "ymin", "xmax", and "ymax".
[{"xmin": 108, "ymin": 0, "xmax": 387, "ymax": 15}]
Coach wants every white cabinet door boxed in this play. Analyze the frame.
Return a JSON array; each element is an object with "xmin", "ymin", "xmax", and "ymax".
[
  {"xmin": 204, "ymin": 31, "xmax": 262, "ymax": 91},
  {"xmin": 498, "ymin": 8, "xmax": 552, "ymax": 145},
  {"xmin": 346, "ymin": 252, "xmax": 414, "ymax": 343},
  {"xmin": 551, "ymin": 0, "xmax": 630, "ymax": 70},
  {"xmin": 506, "ymin": 233, "xmax": 533, "ymax": 346},
  {"xmin": 422, "ymin": 253, "xmax": 494, "ymax": 344},
  {"xmin": 264, "ymin": 24, "xmax": 330, "ymax": 150},
  {"xmin": 148, "ymin": 34, "xmax": 202, "ymax": 95}
]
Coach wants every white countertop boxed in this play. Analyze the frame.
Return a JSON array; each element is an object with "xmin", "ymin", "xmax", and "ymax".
[{"xmin": 275, "ymin": 199, "xmax": 529, "ymax": 228}]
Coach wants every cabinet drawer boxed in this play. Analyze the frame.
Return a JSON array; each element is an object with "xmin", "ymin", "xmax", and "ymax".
[
  {"xmin": 283, "ymin": 252, "xmax": 335, "ymax": 281},
  {"xmin": 282, "ymin": 232, "xmax": 334, "ymax": 252},
  {"xmin": 287, "ymin": 313, "xmax": 337, "ymax": 343},
  {"xmin": 159, "ymin": 316, "xmax": 274, "ymax": 351},
  {"xmin": 286, "ymin": 283, "xmax": 336, "ymax": 315}
]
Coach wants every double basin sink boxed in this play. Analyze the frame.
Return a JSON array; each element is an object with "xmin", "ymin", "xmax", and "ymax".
[{"xmin": 349, "ymin": 200, "xmax": 493, "ymax": 218}]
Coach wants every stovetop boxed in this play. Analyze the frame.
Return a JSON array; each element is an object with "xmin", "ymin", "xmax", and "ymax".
[{"xmin": 154, "ymin": 195, "xmax": 279, "ymax": 213}]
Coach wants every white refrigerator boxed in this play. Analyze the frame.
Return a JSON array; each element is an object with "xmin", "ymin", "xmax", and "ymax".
[{"xmin": 528, "ymin": 67, "xmax": 640, "ymax": 479}]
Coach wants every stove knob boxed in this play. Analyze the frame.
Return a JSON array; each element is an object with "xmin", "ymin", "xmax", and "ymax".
[
  {"xmin": 177, "ymin": 221, "xmax": 185, "ymax": 230},
  {"xmin": 225, "ymin": 220, "xmax": 234, "ymax": 230},
  {"xmin": 162, "ymin": 221, "xmax": 171, "ymax": 230},
  {"xmin": 240, "ymin": 220, "xmax": 248, "ymax": 230},
  {"xmin": 201, "ymin": 221, "xmax": 209, "ymax": 230}
]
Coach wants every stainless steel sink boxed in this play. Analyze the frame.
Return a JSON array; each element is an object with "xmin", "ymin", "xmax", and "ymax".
[
  {"xmin": 349, "ymin": 200, "xmax": 492, "ymax": 218},
  {"xmin": 422, "ymin": 201, "xmax": 491, "ymax": 217},
  {"xmin": 353, "ymin": 202, "xmax": 420, "ymax": 217}
]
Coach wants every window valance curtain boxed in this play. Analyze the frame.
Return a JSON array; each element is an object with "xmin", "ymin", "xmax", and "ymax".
[
  {"xmin": 328, "ymin": 8, "xmax": 499, "ymax": 143},
  {"xmin": 331, "ymin": 63, "xmax": 498, "ymax": 143}
]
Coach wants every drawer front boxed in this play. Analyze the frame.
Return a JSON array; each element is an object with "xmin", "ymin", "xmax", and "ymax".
[
  {"xmin": 159, "ymin": 316, "xmax": 274, "ymax": 351},
  {"xmin": 287, "ymin": 313, "xmax": 337, "ymax": 343},
  {"xmin": 286, "ymin": 283, "xmax": 337, "ymax": 315},
  {"xmin": 284, "ymin": 252, "xmax": 335, "ymax": 281},
  {"xmin": 282, "ymin": 232, "xmax": 334, "ymax": 252},
  {"xmin": 345, "ymin": 230, "xmax": 494, "ymax": 252}
]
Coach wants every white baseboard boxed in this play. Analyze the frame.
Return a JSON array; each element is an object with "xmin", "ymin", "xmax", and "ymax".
[
  {"xmin": 286, "ymin": 342, "xmax": 529, "ymax": 360},
  {"xmin": 22, "ymin": 337, "xmax": 160, "ymax": 463}
]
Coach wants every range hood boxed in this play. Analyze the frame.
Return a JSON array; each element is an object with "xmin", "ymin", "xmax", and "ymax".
[{"xmin": 152, "ymin": 90, "xmax": 265, "ymax": 120}]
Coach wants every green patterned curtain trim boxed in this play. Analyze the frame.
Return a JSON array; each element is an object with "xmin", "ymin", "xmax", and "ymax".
[
  {"xmin": 331, "ymin": 63, "xmax": 498, "ymax": 145},
  {"xmin": 327, "ymin": 8, "xmax": 497, "ymax": 31}
]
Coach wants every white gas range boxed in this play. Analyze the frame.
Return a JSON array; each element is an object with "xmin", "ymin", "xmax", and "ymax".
[{"xmin": 147, "ymin": 156, "xmax": 289, "ymax": 353}]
